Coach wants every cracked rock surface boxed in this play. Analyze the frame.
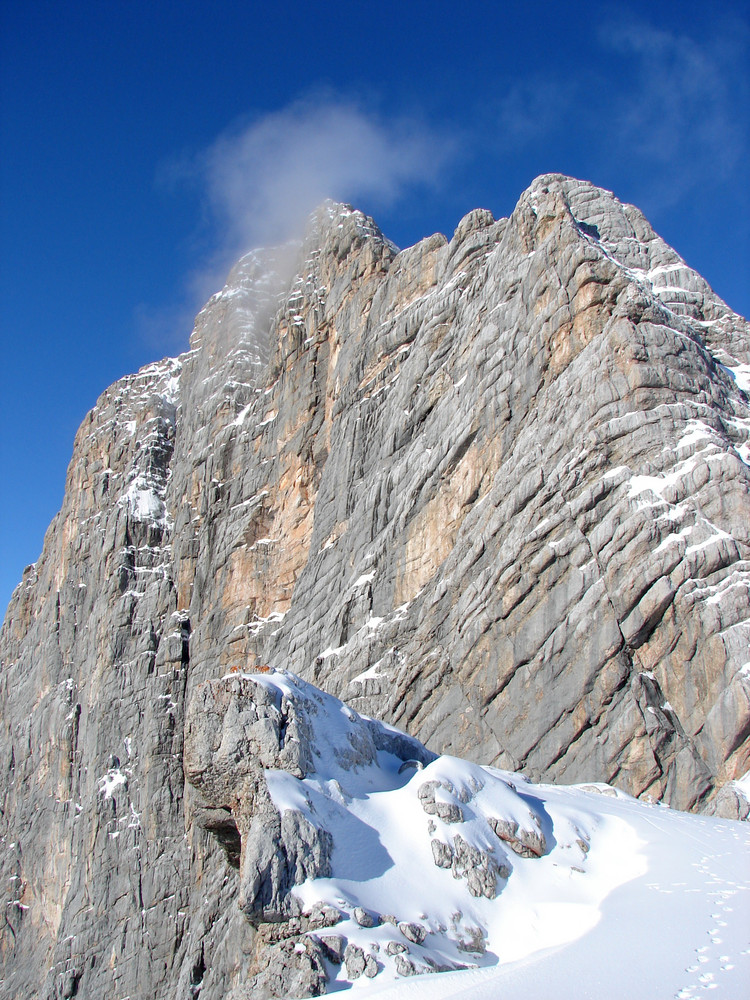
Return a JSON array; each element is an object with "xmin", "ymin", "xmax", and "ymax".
[{"xmin": 1, "ymin": 176, "xmax": 749, "ymax": 998}]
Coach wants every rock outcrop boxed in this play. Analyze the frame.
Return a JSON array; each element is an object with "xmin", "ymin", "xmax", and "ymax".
[
  {"xmin": 184, "ymin": 670, "xmax": 593, "ymax": 996},
  {"xmin": 1, "ymin": 175, "xmax": 748, "ymax": 998},
  {"xmin": 183, "ymin": 670, "xmax": 434, "ymax": 929}
]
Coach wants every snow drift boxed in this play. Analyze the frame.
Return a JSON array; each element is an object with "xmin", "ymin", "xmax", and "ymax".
[{"xmin": 184, "ymin": 670, "xmax": 750, "ymax": 998}]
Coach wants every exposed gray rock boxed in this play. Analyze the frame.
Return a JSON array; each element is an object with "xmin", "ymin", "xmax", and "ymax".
[
  {"xmin": 228, "ymin": 934, "xmax": 328, "ymax": 999},
  {"xmin": 431, "ymin": 838, "xmax": 453, "ymax": 868},
  {"xmin": 184, "ymin": 675, "xmax": 335, "ymax": 923},
  {"xmin": 704, "ymin": 775, "xmax": 750, "ymax": 821},
  {"xmin": 488, "ymin": 816, "xmax": 547, "ymax": 858},
  {"xmin": 1, "ymin": 176, "xmax": 748, "ymax": 998},
  {"xmin": 449, "ymin": 834, "xmax": 502, "ymax": 899},
  {"xmin": 418, "ymin": 779, "xmax": 464, "ymax": 822},
  {"xmin": 398, "ymin": 921, "xmax": 427, "ymax": 945},
  {"xmin": 395, "ymin": 954, "xmax": 419, "ymax": 977},
  {"xmin": 317, "ymin": 933, "xmax": 345, "ymax": 964},
  {"xmin": 364, "ymin": 954, "xmax": 379, "ymax": 977},
  {"xmin": 306, "ymin": 902, "xmax": 343, "ymax": 930},
  {"xmin": 353, "ymin": 905, "xmax": 377, "ymax": 927},
  {"xmin": 343, "ymin": 942, "xmax": 366, "ymax": 978},
  {"xmin": 453, "ymin": 920, "xmax": 487, "ymax": 955},
  {"xmin": 385, "ymin": 940, "xmax": 408, "ymax": 955},
  {"xmin": 343, "ymin": 943, "xmax": 377, "ymax": 979}
]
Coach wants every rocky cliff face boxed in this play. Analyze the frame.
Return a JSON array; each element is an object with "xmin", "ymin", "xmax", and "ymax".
[{"xmin": 1, "ymin": 174, "xmax": 748, "ymax": 998}]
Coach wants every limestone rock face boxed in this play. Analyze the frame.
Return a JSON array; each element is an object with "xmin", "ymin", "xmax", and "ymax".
[{"xmin": 1, "ymin": 176, "xmax": 749, "ymax": 998}]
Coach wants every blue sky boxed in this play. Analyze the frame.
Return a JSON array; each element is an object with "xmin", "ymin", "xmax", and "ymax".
[{"xmin": 1, "ymin": 0, "xmax": 749, "ymax": 613}]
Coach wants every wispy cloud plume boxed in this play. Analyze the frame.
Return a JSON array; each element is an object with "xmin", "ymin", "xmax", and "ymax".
[
  {"xmin": 148, "ymin": 93, "xmax": 453, "ymax": 348},
  {"xmin": 199, "ymin": 94, "xmax": 450, "ymax": 268}
]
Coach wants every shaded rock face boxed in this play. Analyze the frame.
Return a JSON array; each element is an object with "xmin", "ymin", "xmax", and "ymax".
[
  {"xmin": 183, "ymin": 670, "xmax": 433, "ymax": 931},
  {"xmin": 182, "ymin": 670, "xmax": 437, "ymax": 997},
  {"xmin": 0, "ymin": 175, "xmax": 748, "ymax": 997}
]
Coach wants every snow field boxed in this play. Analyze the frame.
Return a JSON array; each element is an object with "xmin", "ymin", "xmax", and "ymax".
[{"xmin": 248, "ymin": 674, "xmax": 747, "ymax": 997}]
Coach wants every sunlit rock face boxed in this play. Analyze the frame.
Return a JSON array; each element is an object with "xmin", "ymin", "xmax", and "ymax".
[{"xmin": 0, "ymin": 175, "xmax": 748, "ymax": 998}]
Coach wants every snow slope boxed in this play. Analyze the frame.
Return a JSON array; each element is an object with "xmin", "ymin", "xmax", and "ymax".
[
  {"xmin": 234, "ymin": 672, "xmax": 749, "ymax": 999},
  {"xmin": 332, "ymin": 795, "xmax": 749, "ymax": 999}
]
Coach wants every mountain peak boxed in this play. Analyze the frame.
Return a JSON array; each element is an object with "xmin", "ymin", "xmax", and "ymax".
[{"xmin": 1, "ymin": 175, "xmax": 748, "ymax": 999}]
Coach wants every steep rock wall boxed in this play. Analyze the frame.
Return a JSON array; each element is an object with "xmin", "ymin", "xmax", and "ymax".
[{"xmin": 1, "ymin": 175, "xmax": 748, "ymax": 998}]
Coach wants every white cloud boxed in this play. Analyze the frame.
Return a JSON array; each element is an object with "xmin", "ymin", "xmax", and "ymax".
[
  {"xmin": 149, "ymin": 94, "xmax": 454, "ymax": 348},
  {"xmin": 201, "ymin": 94, "xmax": 451, "ymax": 256},
  {"xmin": 154, "ymin": 92, "xmax": 454, "ymax": 318}
]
